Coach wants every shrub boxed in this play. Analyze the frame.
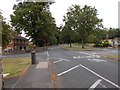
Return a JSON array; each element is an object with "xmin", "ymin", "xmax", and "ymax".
[
  {"xmin": 28, "ymin": 44, "xmax": 36, "ymax": 50},
  {"xmin": 94, "ymin": 41, "xmax": 110, "ymax": 47},
  {"xmin": 102, "ymin": 42, "xmax": 110, "ymax": 47}
]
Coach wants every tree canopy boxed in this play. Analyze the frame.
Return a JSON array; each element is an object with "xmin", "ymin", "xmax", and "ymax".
[
  {"xmin": 61, "ymin": 5, "xmax": 103, "ymax": 48},
  {"xmin": 0, "ymin": 11, "xmax": 14, "ymax": 49},
  {"xmin": 11, "ymin": 1, "xmax": 57, "ymax": 47}
]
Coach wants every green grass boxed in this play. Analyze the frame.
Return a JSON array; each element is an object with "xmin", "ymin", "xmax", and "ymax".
[
  {"xmin": 61, "ymin": 46, "xmax": 103, "ymax": 51},
  {"xmin": 2, "ymin": 57, "xmax": 31, "ymax": 78},
  {"xmin": 72, "ymin": 43, "xmax": 94, "ymax": 47},
  {"xmin": 102, "ymin": 55, "xmax": 120, "ymax": 60}
]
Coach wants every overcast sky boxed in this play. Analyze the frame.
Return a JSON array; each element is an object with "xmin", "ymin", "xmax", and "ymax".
[{"xmin": 0, "ymin": 0, "xmax": 119, "ymax": 29}]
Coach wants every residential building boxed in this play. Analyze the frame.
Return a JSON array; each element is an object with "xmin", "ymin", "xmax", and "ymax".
[
  {"xmin": 108, "ymin": 37, "xmax": 120, "ymax": 47},
  {"xmin": 5, "ymin": 35, "xmax": 29, "ymax": 52}
]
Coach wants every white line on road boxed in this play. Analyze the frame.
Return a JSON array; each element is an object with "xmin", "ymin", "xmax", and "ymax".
[
  {"xmin": 61, "ymin": 59, "xmax": 70, "ymax": 62},
  {"xmin": 58, "ymin": 58, "xmax": 70, "ymax": 61},
  {"xmin": 88, "ymin": 59, "xmax": 107, "ymax": 62},
  {"xmin": 57, "ymin": 65, "xmax": 80, "ymax": 76},
  {"xmin": 53, "ymin": 58, "xmax": 70, "ymax": 64},
  {"xmin": 79, "ymin": 64, "xmax": 120, "ymax": 88},
  {"xmin": 88, "ymin": 79, "xmax": 102, "ymax": 90},
  {"xmin": 46, "ymin": 51, "xmax": 49, "ymax": 57},
  {"xmin": 53, "ymin": 59, "xmax": 64, "ymax": 64}
]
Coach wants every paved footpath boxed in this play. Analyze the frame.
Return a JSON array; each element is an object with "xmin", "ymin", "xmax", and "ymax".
[{"xmin": 3, "ymin": 57, "xmax": 53, "ymax": 89}]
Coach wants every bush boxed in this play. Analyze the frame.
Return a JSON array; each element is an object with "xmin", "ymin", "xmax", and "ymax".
[
  {"xmin": 94, "ymin": 42, "xmax": 110, "ymax": 47},
  {"xmin": 28, "ymin": 44, "xmax": 36, "ymax": 50},
  {"xmin": 102, "ymin": 42, "xmax": 110, "ymax": 47}
]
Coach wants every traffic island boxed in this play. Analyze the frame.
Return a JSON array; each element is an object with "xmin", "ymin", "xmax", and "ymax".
[{"xmin": 61, "ymin": 46, "xmax": 104, "ymax": 51}]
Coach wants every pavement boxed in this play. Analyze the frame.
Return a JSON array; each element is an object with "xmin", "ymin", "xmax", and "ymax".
[
  {"xmin": 3, "ymin": 51, "xmax": 54, "ymax": 89},
  {"xmin": 2, "ymin": 45, "xmax": 119, "ymax": 89}
]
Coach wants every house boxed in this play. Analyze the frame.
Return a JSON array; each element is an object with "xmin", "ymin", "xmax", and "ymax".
[
  {"xmin": 5, "ymin": 35, "xmax": 29, "ymax": 52},
  {"xmin": 108, "ymin": 37, "xmax": 120, "ymax": 47}
]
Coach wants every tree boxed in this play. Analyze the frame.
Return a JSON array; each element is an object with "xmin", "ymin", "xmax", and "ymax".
[
  {"xmin": 90, "ymin": 28, "xmax": 107, "ymax": 44},
  {"xmin": 63, "ymin": 5, "xmax": 103, "ymax": 48},
  {"xmin": 0, "ymin": 11, "xmax": 14, "ymax": 49},
  {"xmin": 61, "ymin": 24, "xmax": 77, "ymax": 47},
  {"xmin": 11, "ymin": 1, "xmax": 57, "ymax": 47},
  {"xmin": 107, "ymin": 27, "xmax": 119, "ymax": 39}
]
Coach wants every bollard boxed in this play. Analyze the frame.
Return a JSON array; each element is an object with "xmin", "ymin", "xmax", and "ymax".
[{"xmin": 31, "ymin": 51, "xmax": 36, "ymax": 64}]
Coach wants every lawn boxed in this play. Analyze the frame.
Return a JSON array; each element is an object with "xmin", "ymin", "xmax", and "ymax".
[
  {"xmin": 61, "ymin": 46, "xmax": 103, "ymax": 51},
  {"xmin": 72, "ymin": 43, "xmax": 94, "ymax": 47},
  {"xmin": 2, "ymin": 57, "xmax": 31, "ymax": 78}
]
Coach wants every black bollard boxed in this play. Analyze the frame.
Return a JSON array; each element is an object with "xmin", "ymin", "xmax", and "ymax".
[{"xmin": 31, "ymin": 51, "xmax": 36, "ymax": 64}]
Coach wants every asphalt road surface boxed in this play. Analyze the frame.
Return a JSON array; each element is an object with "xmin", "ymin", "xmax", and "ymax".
[
  {"xmin": 47, "ymin": 46, "xmax": 119, "ymax": 89},
  {"xmin": 3, "ymin": 46, "xmax": 119, "ymax": 89}
]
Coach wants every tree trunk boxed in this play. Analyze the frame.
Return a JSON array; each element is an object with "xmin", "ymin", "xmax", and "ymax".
[
  {"xmin": 82, "ymin": 44, "xmax": 84, "ymax": 49},
  {"xmin": 70, "ymin": 43, "xmax": 72, "ymax": 48},
  {"xmin": 81, "ymin": 39, "xmax": 85, "ymax": 49}
]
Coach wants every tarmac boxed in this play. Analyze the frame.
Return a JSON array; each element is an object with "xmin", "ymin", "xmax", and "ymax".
[{"xmin": 3, "ymin": 60, "xmax": 54, "ymax": 89}]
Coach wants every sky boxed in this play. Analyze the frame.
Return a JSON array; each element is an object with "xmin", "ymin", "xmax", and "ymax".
[{"xmin": 0, "ymin": 0, "xmax": 119, "ymax": 29}]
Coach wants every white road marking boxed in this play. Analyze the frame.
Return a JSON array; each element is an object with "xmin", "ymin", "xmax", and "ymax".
[
  {"xmin": 46, "ymin": 51, "xmax": 49, "ymax": 57},
  {"xmin": 78, "ymin": 52, "xmax": 101, "ymax": 58},
  {"xmin": 73, "ymin": 55, "xmax": 100, "ymax": 59},
  {"xmin": 53, "ymin": 58, "xmax": 70, "ymax": 64},
  {"xmin": 88, "ymin": 79, "xmax": 102, "ymax": 90},
  {"xmin": 58, "ymin": 58, "xmax": 70, "ymax": 61},
  {"xmin": 79, "ymin": 64, "xmax": 120, "ymax": 88},
  {"xmin": 53, "ymin": 59, "xmax": 64, "ymax": 64},
  {"xmin": 88, "ymin": 59, "xmax": 107, "ymax": 62},
  {"xmin": 57, "ymin": 65, "xmax": 80, "ymax": 76},
  {"xmin": 73, "ymin": 56, "xmax": 81, "ymax": 59}
]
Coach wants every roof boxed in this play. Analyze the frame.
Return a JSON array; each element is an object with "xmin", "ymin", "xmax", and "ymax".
[{"xmin": 13, "ymin": 35, "xmax": 28, "ymax": 40}]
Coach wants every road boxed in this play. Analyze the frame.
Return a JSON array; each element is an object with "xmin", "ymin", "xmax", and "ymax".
[{"xmin": 3, "ymin": 46, "xmax": 119, "ymax": 89}]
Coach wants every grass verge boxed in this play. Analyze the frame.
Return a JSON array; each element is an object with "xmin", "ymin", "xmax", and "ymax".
[
  {"xmin": 72, "ymin": 43, "xmax": 94, "ymax": 47},
  {"xmin": 102, "ymin": 55, "xmax": 120, "ymax": 61},
  {"xmin": 2, "ymin": 57, "xmax": 31, "ymax": 79},
  {"xmin": 61, "ymin": 46, "xmax": 103, "ymax": 51}
]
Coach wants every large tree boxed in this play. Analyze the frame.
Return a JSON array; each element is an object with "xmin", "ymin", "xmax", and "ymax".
[
  {"xmin": 11, "ymin": 1, "xmax": 57, "ymax": 47},
  {"xmin": 63, "ymin": 5, "xmax": 103, "ymax": 48}
]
